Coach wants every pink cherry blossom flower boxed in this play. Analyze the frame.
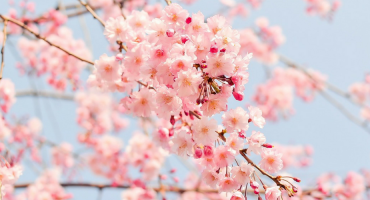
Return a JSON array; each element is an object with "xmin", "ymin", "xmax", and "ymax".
[
  {"xmin": 219, "ymin": 177, "xmax": 239, "ymax": 192},
  {"xmin": 171, "ymin": 129, "xmax": 194, "ymax": 157},
  {"xmin": 214, "ymin": 146, "xmax": 235, "ymax": 168},
  {"xmin": 222, "ymin": 107, "xmax": 249, "ymax": 132},
  {"xmin": 202, "ymin": 169, "xmax": 221, "ymax": 189},
  {"xmin": 162, "ymin": 3, "xmax": 189, "ymax": 29},
  {"xmin": 248, "ymin": 106, "xmax": 266, "ymax": 128},
  {"xmin": 265, "ymin": 186, "xmax": 282, "ymax": 200},
  {"xmin": 231, "ymin": 191, "xmax": 246, "ymax": 200},
  {"xmin": 205, "ymin": 53, "xmax": 235, "ymax": 77},
  {"xmin": 260, "ymin": 149, "xmax": 283, "ymax": 174},
  {"xmin": 226, "ymin": 132, "xmax": 245, "ymax": 151},
  {"xmin": 247, "ymin": 131, "xmax": 266, "ymax": 155},
  {"xmin": 174, "ymin": 68, "xmax": 203, "ymax": 97},
  {"xmin": 192, "ymin": 117, "xmax": 218, "ymax": 145},
  {"xmin": 231, "ymin": 162, "xmax": 254, "ymax": 185},
  {"xmin": 104, "ymin": 16, "xmax": 127, "ymax": 43}
]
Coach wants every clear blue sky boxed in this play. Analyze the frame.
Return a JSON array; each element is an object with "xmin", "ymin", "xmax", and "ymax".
[{"xmin": 1, "ymin": 0, "xmax": 370, "ymax": 199}]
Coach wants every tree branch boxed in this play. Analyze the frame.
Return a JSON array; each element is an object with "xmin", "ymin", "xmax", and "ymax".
[
  {"xmin": 15, "ymin": 90, "xmax": 74, "ymax": 100},
  {"xmin": 0, "ymin": 15, "xmax": 94, "ymax": 65},
  {"xmin": 77, "ymin": 0, "xmax": 105, "ymax": 27},
  {"xmin": 0, "ymin": 18, "xmax": 8, "ymax": 80}
]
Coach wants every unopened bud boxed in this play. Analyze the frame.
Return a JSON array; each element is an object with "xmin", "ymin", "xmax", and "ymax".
[
  {"xmin": 196, "ymin": 98, "xmax": 201, "ymax": 104},
  {"xmin": 248, "ymin": 118, "xmax": 252, "ymax": 123},
  {"xmin": 181, "ymin": 35, "xmax": 189, "ymax": 44},
  {"xmin": 170, "ymin": 115, "xmax": 175, "ymax": 125},
  {"xmin": 170, "ymin": 168, "xmax": 177, "ymax": 173},
  {"xmin": 254, "ymin": 189, "xmax": 259, "ymax": 194},
  {"xmin": 194, "ymin": 146, "xmax": 203, "ymax": 159},
  {"xmin": 220, "ymin": 48, "xmax": 226, "ymax": 53},
  {"xmin": 293, "ymin": 177, "xmax": 301, "ymax": 183},
  {"xmin": 184, "ymin": 111, "xmax": 189, "ymax": 116},
  {"xmin": 166, "ymin": 29, "xmax": 175, "ymax": 37},
  {"xmin": 210, "ymin": 45, "xmax": 218, "ymax": 53},
  {"xmin": 262, "ymin": 143, "xmax": 273, "ymax": 148},
  {"xmin": 186, "ymin": 17, "xmax": 192, "ymax": 24},
  {"xmin": 169, "ymin": 129, "xmax": 174, "ymax": 137},
  {"xmin": 233, "ymin": 91, "xmax": 244, "ymax": 101},
  {"xmin": 250, "ymin": 181, "xmax": 259, "ymax": 189},
  {"xmin": 115, "ymin": 53, "xmax": 124, "ymax": 61},
  {"xmin": 203, "ymin": 145, "xmax": 214, "ymax": 157}
]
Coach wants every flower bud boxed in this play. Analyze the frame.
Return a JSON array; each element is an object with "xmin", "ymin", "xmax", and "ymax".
[
  {"xmin": 169, "ymin": 129, "xmax": 174, "ymax": 137},
  {"xmin": 166, "ymin": 29, "xmax": 175, "ymax": 37},
  {"xmin": 194, "ymin": 146, "xmax": 203, "ymax": 159},
  {"xmin": 262, "ymin": 143, "xmax": 273, "ymax": 148},
  {"xmin": 250, "ymin": 181, "xmax": 259, "ymax": 189},
  {"xmin": 181, "ymin": 35, "xmax": 189, "ymax": 44},
  {"xmin": 233, "ymin": 91, "xmax": 244, "ymax": 101},
  {"xmin": 170, "ymin": 115, "xmax": 175, "ymax": 125},
  {"xmin": 220, "ymin": 48, "xmax": 226, "ymax": 53},
  {"xmin": 115, "ymin": 53, "xmax": 124, "ymax": 61},
  {"xmin": 186, "ymin": 17, "xmax": 192, "ymax": 24},
  {"xmin": 203, "ymin": 145, "xmax": 214, "ymax": 157},
  {"xmin": 170, "ymin": 168, "xmax": 176, "ymax": 173},
  {"xmin": 293, "ymin": 177, "xmax": 301, "ymax": 183},
  {"xmin": 210, "ymin": 45, "xmax": 218, "ymax": 53},
  {"xmin": 196, "ymin": 98, "xmax": 201, "ymax": 104},
  {"xmin": 254, "ymin": 189, "xmax": 259, "ymax": 194}
]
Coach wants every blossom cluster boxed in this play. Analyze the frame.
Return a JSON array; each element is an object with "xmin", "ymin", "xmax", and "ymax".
[
  {"xmin": 89, "ymin": 3, "xmax": 252, "ymax": 122},
  {"xmin": 75, "ymin": 91, "xmax": 129, "ymax": 136},
  {"xmin": 239, "ymin": 18, "xmax": 285, "ymax": 64},
  {"xmin": 349, "ymin": 74, "xmax": 370, "ymax": 121},
  {"xmin": 252, "ymin": 67, "xmax": 326, "ymax": 120},
  {"xmin": 305, "ymin": 0, "xmax": 341, "ymax": 19},
  {"xmin": 14, "ymin": 9, "xmax": 91, "ymax": 91},
  {"xmin": 14, "ymin": 169, "xmax": 71, "ymax": 200}
]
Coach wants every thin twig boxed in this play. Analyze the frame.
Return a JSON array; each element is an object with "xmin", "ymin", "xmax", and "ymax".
[
  {"xmin": 319, "ymin": 90, "xmax": 370, "ymax": 133},
  {"xmin": 0, "ymin": 19, "xmax": 8, "ymax": 80},
  {"xmin": 16, "ymin": 90, "xmax": 74, "ymax": 100},
  {"xmin": 78, "ymin": 0, "xmax": 105, "ymax": 27},
  {"xmin": 0, "ymin": 15, "xmax": 94, "ymax": 65},
  {"xmin": 12, "ymin": 182, "xmax": 265, "ymax": 194},
  {"xmin": 165, "ymin": 0, "xmax": 172, "ymax": 5}
]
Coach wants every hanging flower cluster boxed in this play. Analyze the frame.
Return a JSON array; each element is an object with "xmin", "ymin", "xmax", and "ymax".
[{"xmin": 252, "ymin": 67, "xmax": 326, "ymax": 120}]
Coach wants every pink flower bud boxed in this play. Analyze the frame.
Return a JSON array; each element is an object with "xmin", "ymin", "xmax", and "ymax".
[
  {"xmin": 293, "ymin": 177, "xmax": 301, "ymax": 183},
  {"xmin": 262, "ymin": 143, "xmax": 273, "ymax": 148},
  {"xmin": 173, "ymin": 177, "xmax": 179, "ymax": 183},
  {"xmin": 203, "ymin": 145, "xmax": 214, "ymax": 157},
  {"xmin": 254, "ymin": 189, "xmax": 259, "ymax": 194},
  {"xmin": 169, "ymin": 129, "xmax": 174, "ymax": 137},
  {"xmin": 250, "ymin": 181, "xmax": 259, "ymax": 189},
  {"xmin": 170, "ymin": 115, "xmax": 175, "ymax": 125},
  {"xmin": 170, "ymin": 168, "xmax": 177, "ymax": 173},
  {"xmin": 186, "ymin": 17, "xmax": 192, "ymax": 24},
  {"xmin": 181, "ymin": 35, "xmax": 189, "ymax": 44},
  {"xmin": 210, "ymin": 45, "xmax": 218, "ymax": 53},
  {"xmin": 166, "ymin": 29, "xmax": 175, "ymax": 37},
  {"xmin": 220, "ymin": 48, "xmax": 226, "ymax": 53},
  {"xmin": 233, "ymin": 91, "xmax": 244, "ymax": 101},
  {"xmin": 115, "ymin": 53, "xmax": 124, "ymax": 61},
  {"xmin": 248, "ymin": 118, "xmax": 252, "ymax": 123},
  {"xmin": 194, "ymin": 146, "xmax": 203, "ymax": 159},
  {"xmin": 160, "ymin": 175, "xmax": 167, "ymax": 180}
]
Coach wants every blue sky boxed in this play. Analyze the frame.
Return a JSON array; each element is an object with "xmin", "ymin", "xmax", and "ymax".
[{"xmin": 1, "ymin": 0, "xmax": 370, "ymax": 199}]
